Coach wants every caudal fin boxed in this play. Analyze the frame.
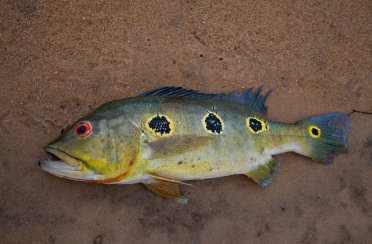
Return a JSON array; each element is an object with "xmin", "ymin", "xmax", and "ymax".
[{"xmin": 297, "ymin": 113, "xmax": 350, "ymax": 164}]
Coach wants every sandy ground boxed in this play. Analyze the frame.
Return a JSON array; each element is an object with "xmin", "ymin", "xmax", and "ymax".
[{"xmin": 1, "ymin": 1, "xmax": 371, "ymax": 243}]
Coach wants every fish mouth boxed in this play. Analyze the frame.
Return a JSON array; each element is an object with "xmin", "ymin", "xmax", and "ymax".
[
  {"xmin": 39, "ymin": 146, "xmax": 86, "ymax": 180},
  {"xmin": 40, "ymin": 146, "xmax": 116, "ymax": 182}
]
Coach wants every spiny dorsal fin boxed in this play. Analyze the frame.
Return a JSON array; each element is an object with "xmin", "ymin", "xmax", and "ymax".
[
  {"xmin": 244, "ymin": 159, "xmax": 279, "ymax": 187},
  {"xmin": 140, "ymin": 86, "xmax": 272, "ymax": 114},
  {"xmin": 143, "ymin": 174, "xmax": 190, "ymax": 203}
]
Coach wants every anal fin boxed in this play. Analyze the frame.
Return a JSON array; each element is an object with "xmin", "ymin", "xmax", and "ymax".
[
  {"xmin": 143, "ymin": 174, "xmax": 190, "ymax": 204},
  {"xmin": 244, "ymin": 159, "xmax": 279, "ymax": 187}
]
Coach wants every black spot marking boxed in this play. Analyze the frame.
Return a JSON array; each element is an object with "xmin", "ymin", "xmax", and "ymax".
[
  {"xmin": 311, "ymin": 127, "xmax": 319, "ymax": 136},
  {"xmin": 148, "ymin": 115, "xmax": 171, "ymax": 135},
  {"xmin": 204, "ymin": 113, "xmax": 223, "ymax": 134},
  {"xmin": 249, "ymin": 118, "xmax": 263, "ymax": 132}
]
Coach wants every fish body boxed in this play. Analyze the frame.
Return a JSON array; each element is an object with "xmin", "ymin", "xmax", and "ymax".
[{"xmin": 40, "ymin": 87, "xmax": 350, "ymax": 203}]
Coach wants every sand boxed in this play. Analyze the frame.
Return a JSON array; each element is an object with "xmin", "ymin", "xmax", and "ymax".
[{"xmin": 0, "ymin": 1, "xmax": 371, "ymax": 243}]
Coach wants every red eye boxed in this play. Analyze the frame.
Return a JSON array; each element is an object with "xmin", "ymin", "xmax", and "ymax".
[{"xmin": 75, "ymin": 122, "xmax": 92, "ymax": 137}]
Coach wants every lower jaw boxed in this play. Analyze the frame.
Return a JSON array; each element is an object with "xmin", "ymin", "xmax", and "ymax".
[
  {"xmin": 39, "ymin": 161, "xmax": 130, "ymax": 184},
  {"xmin": 44, "ymin": 146, "xmax": 82, "ymax": 167}
]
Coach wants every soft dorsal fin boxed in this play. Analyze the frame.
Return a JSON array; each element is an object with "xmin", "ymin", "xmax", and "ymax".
[
  {"xmin": 140, "ymin": 86, "xmax": 272, "ymax": 114},
  {"xmin": 244, "ymin": 159, "xmax": 279, "ymax": 187},
  {"xmin": 143, "ymin": 174, "xmax": 190, "ymax": 203}
]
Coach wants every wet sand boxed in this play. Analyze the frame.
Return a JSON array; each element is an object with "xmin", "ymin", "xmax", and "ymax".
[{"xmin": 1, "ymin": 1, "xmax": 371, "ymax": 243}]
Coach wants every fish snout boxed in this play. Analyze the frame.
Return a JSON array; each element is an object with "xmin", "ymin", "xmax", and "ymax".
[{"xmin": 40, "ymin": 146, "xmax": 83, "ymax": 173}]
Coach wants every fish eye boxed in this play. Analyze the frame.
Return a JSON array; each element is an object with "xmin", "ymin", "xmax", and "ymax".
[{"xmin": 75, "ymin": 121, "xmax": 92, "ymax": 137}]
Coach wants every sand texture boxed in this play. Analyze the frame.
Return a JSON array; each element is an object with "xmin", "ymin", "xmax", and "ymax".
[{"xmin": 0, "ymin": 1, "xmax": 371, "ymax": 243}]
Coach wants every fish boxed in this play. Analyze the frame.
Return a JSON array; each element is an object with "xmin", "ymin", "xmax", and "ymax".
[{"xmin": 40, "ymin": 87, "xmax": 350, "ymax": 203}]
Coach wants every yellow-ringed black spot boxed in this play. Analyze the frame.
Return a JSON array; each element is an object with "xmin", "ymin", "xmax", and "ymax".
[
  {"xmin": 146, "ymin": 114, "xmax": 174, "ymax": 136},
  {"xmin": 309, "ymin": 125, "xmax": 321, "ymax": 139},
  {"xmin": 202, "ymin": 111, "xmax": 224, "ymax": 135},
  {"xmin": 246, "ymin": 116, "xmax": 269, "ymax": 134}
]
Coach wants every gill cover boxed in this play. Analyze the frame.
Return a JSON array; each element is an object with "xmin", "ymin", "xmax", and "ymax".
[{"xmin": 41, "ymin": 116, "xmax": 140, "ymax": 182}]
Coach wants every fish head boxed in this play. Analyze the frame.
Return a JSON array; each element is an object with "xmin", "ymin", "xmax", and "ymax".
[{"xmin": 40, "ymin": 116, "xmax": 137, "ymax": 183}]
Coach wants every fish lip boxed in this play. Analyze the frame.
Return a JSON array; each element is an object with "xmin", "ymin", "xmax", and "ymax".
[{"xmin": 40, "ymin": 146, "xmax": 83, "ymax": 172}]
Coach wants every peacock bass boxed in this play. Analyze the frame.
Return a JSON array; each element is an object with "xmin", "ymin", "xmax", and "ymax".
[{"xmin": 40, "ymin": 87, "xmax": 350, "ymax": 203}]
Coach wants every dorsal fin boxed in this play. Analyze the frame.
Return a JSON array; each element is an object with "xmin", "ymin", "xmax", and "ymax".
[{"xmin": 140, "ymin": 86, "xmax": 272, "ymax": 114}]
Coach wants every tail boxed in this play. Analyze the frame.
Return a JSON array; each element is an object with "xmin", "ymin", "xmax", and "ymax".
[{"xmin": 296, "ymin": 113, "xmax": 350, "ymax": 164}]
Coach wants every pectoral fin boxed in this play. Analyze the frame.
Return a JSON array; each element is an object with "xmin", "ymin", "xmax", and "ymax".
[
  {"xmin": 244, "ymin": 159, "xmax": 279, "ymax": 187},
  {"xmin": 146, "ymin": 135, "xmax": 214, "ymax": 159},
  {"xmin": 143, "ymin": 174, "xmax": 190, "ymax": 204}
]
